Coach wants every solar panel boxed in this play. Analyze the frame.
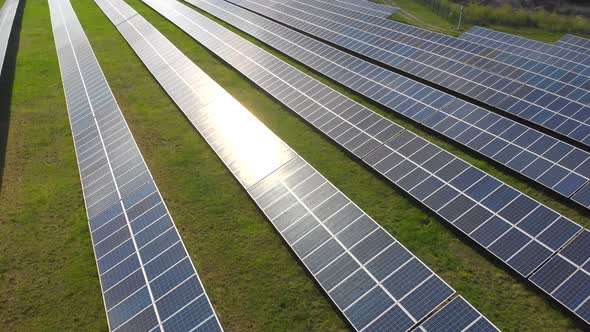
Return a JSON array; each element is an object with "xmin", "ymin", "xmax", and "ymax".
[
  {"xmin": 49, "ymin": 0, "xmax": 223, "ymax": 330},
  {"xmin": 228, "ymin": 0, "xmax": 590, "ymax": 148},
  {"xmin": 460, "ymin": 27, "xmax": 590, "ymax": 77},
  {"xmin": 0, "ymin": 0, "xmax": 19, "ymax": 77},
  {"xmin": 184, "ymin": 0, "xmax": 590, "ymax": 206},
  {"xmin": 147, "ymin": 0, "xmax": 584, "ymax": 278},
  {"xmin": 556, "ymin": 34, "xmax": 590, "ymax": 55},
  {"xmin": 531, "ymin": 230, "xmax": 590, "ymax": 324},
  {"xmin": 330, "ymin": 0, "xmax": 398, "ymax": 17},
  {"xmin": 462, "ymin": 26, "xmax": 590, "ymax": 68},
  {"xmin": 415, "ymin": 296, "xmax": 497, "ymax": 332},
  {"xmin": 93, "ymin": 0, "xmax": 495, "ymax": 330}
]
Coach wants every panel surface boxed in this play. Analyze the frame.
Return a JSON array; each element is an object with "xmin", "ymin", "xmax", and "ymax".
[{"xmin": 49, "ymin": 0, "xmax": 222, "ymax": 330}]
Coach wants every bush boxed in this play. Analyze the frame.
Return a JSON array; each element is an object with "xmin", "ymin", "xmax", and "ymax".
[{"xmin": 415, "ymin": 0, "xmax": 590, "ymax": 35}]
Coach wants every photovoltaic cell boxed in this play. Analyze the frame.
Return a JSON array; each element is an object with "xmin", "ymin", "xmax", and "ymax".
[
  {"xmin": 0, "ymin": 0, "xmax": 18, "ymax": 77},
  {"xmin": 96, "ymin": 0, "xmax": 495, "ymax": 329},
  {"xmin": 229, "ymin": 0, "xmax": 590, "ymax": 148},
  {"xmin": 49, "ymin": 0, "xmax": 222, "ymax": 330},
  {"xmin": 184, "ymin": 0, "xmax": 590, "ymax": 206}
]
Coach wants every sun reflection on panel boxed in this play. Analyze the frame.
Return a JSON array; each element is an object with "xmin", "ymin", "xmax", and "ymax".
[{"xmin": 200, "ymin": 92, "xmax": 296, "ymax": 187}]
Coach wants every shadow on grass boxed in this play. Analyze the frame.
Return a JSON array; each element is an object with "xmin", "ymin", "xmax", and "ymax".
[{"xmin": 0, "ymin": 0, "xmax": 26, "ymax": 190}]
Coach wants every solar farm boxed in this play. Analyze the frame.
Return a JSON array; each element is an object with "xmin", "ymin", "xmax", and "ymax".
[{"xmin": 1, "ymin": 0, "xmax": 590, "ymax": 331}]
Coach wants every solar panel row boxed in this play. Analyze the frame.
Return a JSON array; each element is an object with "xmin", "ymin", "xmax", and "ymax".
[
  {"xmin": 230, "ymin": 0, "xmax": 590, "ymax": 148},
  {"xmin": 290, "ymin": 0, "xmax": 590, "ymax": 90},
  {"xmin": 151, "ymin": 0, "xmax": 584, "ymax": 279},
  {"xmin": 329, "ymin": 0, "xmax": 397, "ymax": 18},
  {"xmin": 330, "ymin": 0, "xmax": 398, "ymax": 17},
  {"xmin": 556, "ymin": 34, "xmax": 590, "ymax": 55},
  {"xmin": 49, "ymin": 0, "xmax": 222, "ymax": 330},
  {"xmin": 95, "ymin": 0, "xmax": 496, "ymax": 330},
  {"xmin": 0, "ymin": 0, "xmax": 19, "ymax": 77},
  {"xmin": 460, "ymin": 27, "xmax": 590, "ymax": 77},
  {"xmin": 185, "ymin": 0, "xmax": 590, "ymax": 207},
  {"xmin": 463, "ymin": 26, "xmax": 590, "ymax": 68}
]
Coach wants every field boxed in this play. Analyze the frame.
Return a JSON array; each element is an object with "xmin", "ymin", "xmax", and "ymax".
[{"xmin": 0, "ymin": 0, "xmax": 589, "ymax": 331}]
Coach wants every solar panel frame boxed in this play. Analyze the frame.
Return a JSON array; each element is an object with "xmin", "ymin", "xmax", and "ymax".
[
  {"xmin": 183, "ymin": 0, "xmax": 590, "ymax": 205},
  {"xmin": 228, "ymin": 0, "xmax": 590, "ymax": 148},
  {"xmin": 95, "ymin": 0, "xmax": 491, "ymax": 330},
  {"xmin": 147, "ymin": 0, "xmax": 583, "ymax": 280},
  {"xmin": 49, "ymin": 0, "xmax": 223, "ymax": 330},
  {"xmin": 0, "ymin": 0, "xmax": 19, "ymax": 77}
]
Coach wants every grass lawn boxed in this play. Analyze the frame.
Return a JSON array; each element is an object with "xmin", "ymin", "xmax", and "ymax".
[{"xmin": 0, "ymin": 0, "xmax": 588, "ymax": 331}]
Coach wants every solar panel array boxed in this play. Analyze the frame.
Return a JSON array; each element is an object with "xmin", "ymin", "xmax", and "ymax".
[
  {"xmin": 228, "ymin": 0, "xmax": 590, "ymax": 148},
  {"xmin": 144, "ymin": 0, "xmax": 590, "ymax": 323},
  {"xmin": 531, "ymin": 230, "xmax": 590, "ymax": 325},
  {"xmin": 49, "ymin": 0, "xmax": 222, "ymax": 330},
  {"xmin": 186, "ymin": 0, "xmax": 590, "ymax": 207},
  {"xmin": 461, "ymin": 27, "xmax": 590, "ymax": 76},
  {"xmin": 152, "ymin": 0, "xmax": 587, "ymax": 283},
  {"xmin": 0, "ymin": 0, "xmax": 19, "ymax": 76},
  {"xmin": 415, "ymin": 296, "xmax": 498, "ymax": 332},
  {"xmin": 556, "ymin": 34, "xmax": 590, "ymax": 54},
  {"xmin": 94, "ymin": 0, "xmax": 498, "ymax": 330}
]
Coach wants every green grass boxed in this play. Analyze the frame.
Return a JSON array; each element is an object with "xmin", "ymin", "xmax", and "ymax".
[
  {"xmin": 0, "ymin": 1, "xmax": 106, "ymax": 330},
  {"xmin": 0, "ymin": 0, "xmax": 589, "ymax": 331}
]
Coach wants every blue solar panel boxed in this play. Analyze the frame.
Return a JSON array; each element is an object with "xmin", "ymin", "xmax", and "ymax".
[{"xmin": 49, "ymin": 0, "xmax": 222, "ymax": 330}]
